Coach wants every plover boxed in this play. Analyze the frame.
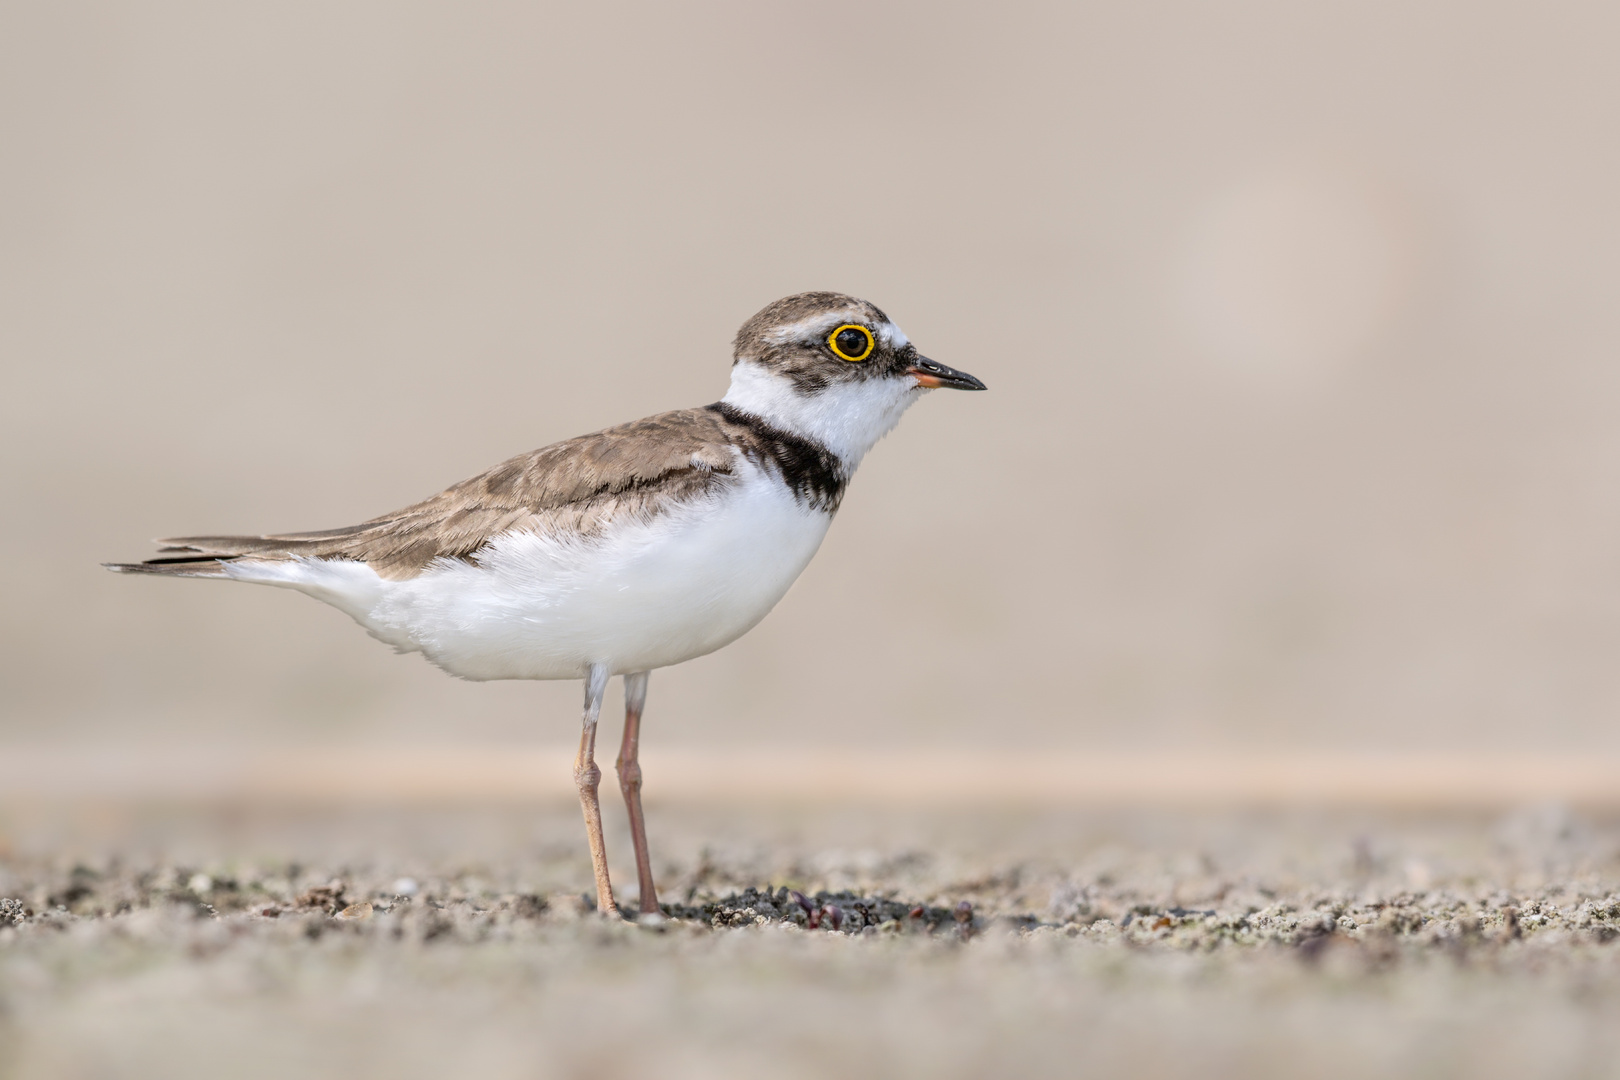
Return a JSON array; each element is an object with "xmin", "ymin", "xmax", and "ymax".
[{"xmin": 108, "ymin": 292, "xmax": 986, "ymax": 917}]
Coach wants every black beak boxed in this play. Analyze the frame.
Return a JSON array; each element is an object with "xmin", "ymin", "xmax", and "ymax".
[{"xmin": 907, "ymin": 355, "xmax": 987, "ymax": 391}]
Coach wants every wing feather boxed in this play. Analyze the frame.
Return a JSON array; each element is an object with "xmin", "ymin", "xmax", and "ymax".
[{"xmin": 133, "ymin": 407, "xmax": 739, "ymax": 580}]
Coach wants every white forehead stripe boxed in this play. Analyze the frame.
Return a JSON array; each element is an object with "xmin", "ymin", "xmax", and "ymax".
[{"xmin": 877, "ymin": 321, "xmax": 909, "ymax": 348}]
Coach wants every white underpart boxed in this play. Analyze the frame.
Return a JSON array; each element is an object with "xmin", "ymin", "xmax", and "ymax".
[
  {"xmin": 222, "ymin": 456, "xmax": 831, "ymax": 681},
  {"xmin": 721, "ymin": 360, "xmax": 925, "ymax": 465}
]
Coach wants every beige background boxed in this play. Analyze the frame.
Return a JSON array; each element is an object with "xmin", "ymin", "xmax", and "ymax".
[{"xmin": 4, "ymin": 0, "xmax": 1620, "ymax": 757}]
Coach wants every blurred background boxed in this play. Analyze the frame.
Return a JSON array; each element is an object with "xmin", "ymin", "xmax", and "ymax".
[{"xmin": 5, "ymin": 0, "xmax": 1620, "ymax": 789}]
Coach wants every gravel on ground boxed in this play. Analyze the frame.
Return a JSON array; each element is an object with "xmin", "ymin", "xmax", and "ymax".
[{"xmin": 3, "ymin": 802, "xmax": 1620, "ymax": 1079}]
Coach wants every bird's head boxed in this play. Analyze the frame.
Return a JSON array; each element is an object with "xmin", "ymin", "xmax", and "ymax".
[{"xmin": 722, "ymin": 291, "xmax": 985, "ymax": 464}]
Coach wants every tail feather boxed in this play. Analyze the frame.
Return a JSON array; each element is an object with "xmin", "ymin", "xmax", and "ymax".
[
  {"xmin": 103, "ymin": 557, "xmax": 235, "ymax": 578},
  {"xmin": 105, "ymin": 529, "xmax": 360, "ymax": 578},
  {"xmin": 153, "ymin": 528, "xmax": 370, "ymax": 557}
]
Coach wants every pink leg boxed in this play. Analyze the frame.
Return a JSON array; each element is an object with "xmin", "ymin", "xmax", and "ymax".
[
  {"xmin": 616, "ymin": 671, "xmax": 659, "ymax": 915},
  {"xmin": 573, "ymin": 663, "xmax": 618, "ymax": 917}
]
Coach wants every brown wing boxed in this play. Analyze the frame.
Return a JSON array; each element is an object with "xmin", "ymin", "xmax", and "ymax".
[{"xmin": 124, "ymin": 407, "xmax": 739, "ymax": 580}]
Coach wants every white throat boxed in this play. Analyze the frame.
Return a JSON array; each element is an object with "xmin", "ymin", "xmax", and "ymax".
[{"xmin": 721, "ymin": 361, "xmax": 924, "ymax": 466}]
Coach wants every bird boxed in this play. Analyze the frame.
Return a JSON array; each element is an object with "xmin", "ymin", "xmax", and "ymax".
[{"xmin": 107, "ymin": 291, "xmax": 987, "ymax": 917}]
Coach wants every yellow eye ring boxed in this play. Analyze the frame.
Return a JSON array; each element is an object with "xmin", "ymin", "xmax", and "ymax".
[{"xmin": 828, "ymin": 324, "xmax": 875, "ymax": 362}]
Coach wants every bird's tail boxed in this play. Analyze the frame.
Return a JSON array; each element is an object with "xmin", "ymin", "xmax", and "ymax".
[
  {"xmin": 103, "ymin": 531, "xmax": 358, "ymax": 578},
  {"xmin": 103, "ymin": 555, "xmax": 234, "ymax": 578}
]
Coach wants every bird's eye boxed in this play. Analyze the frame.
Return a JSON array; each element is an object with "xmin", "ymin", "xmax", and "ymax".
[{"xmin": 828, "ymin": 324, "xmax": 875, "ymax": 362}]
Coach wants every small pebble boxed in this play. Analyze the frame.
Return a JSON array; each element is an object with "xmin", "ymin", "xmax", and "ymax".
[{"xmin": 391, "ymin": 877, "xmax": 419, "ymax": 897}]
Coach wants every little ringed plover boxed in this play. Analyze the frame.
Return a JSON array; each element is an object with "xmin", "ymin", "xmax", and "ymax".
[{"xmin": 108, "ymin": 291, "xmax": 987, "ymax": 917}]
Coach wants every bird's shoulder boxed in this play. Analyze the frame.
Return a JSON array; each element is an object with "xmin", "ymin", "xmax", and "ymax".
[
  {"xmin": 416, "ymin": 405, "xmax": 742, "ymax": 514},
  {"xmin": 326, "ymin": 405, "xmax": 743, "ymax": 576}
]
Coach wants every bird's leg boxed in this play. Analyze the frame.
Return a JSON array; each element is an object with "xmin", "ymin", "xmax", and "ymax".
[
  {"xmin": 616, "ymin": 671, "xmax": 659, "ymax": 915},
  {"xmin": 574, "ymin": 662, "xmax": 617, "ymax": 917}
]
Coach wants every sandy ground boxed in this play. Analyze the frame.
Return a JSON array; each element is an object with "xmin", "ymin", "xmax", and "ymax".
[{"xmin": 4, "ymin": 802, "xmax": 1620, "ymax": 1080}]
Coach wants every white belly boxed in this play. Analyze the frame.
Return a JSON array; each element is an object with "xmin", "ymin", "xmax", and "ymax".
[{"xmin": 226, "ymin": 466, "xmax": 832, "ymax": 680}]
